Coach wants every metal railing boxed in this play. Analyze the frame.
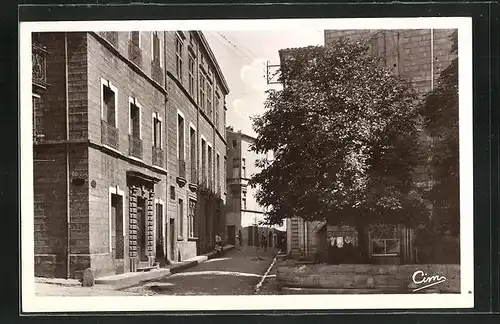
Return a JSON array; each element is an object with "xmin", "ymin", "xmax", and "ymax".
[
  {"xmin": 128, "ymin": 134, "xmax": 143, "ymax": 159},
  {"xmin": 178, "ymin": 158, "xmax": 186, "ymax": 179},
  {"xmin": 128, "ymin": 40, "xmax": 142, "ymax": 68},
  {"xmin": 152, "ymin": 146, "xmax": 164, "ymax": 167},
  {"xmin": 32, "ymin": 45, "xmax": 48, "ymax": 88},
  {"xmin": 101, "ymin": 119, "xmax": 119, "ymax": 149}
]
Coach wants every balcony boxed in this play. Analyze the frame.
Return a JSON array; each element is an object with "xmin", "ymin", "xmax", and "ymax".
[
  {"xmin": 152, "ymin": 146, "xmax": 164, "ymax": 168},
  {"xmin": 32, "ymin": 45, "xmax": 48, "ymax": 89},
  {"xmin": 128, "ymin": 134, "xmax": 143, "ymax": 159},
  {"xmin": 176, "ymin": 158, "xmax": 187, "ymax": 187},
  {"xmin": 189, "ymin": 167, "xmax": 198, "ymax": 192},
  {"xmin": 99, "ymin": 31, "xmax": 118, "ymax": 47},
  {"xmin": 151, "ymin": 59, "xmax": 164, "ymax": 86},
  {"xmin": 101, "ymin": 119, "xmax": 119, "ymax": 150},
  {"xmin": 128, "ymin": 40, "xmax": 142, "ymax": 68}
]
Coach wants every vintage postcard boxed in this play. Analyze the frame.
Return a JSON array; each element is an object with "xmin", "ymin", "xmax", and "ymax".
[{"xmin": 20, "ymin": 17, "xmax": 473, "ymax": 312}]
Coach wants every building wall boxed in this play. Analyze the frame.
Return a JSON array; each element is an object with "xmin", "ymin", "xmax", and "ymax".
[
  {"xmin": 324, "ymin": 29, "xmax": 456, "ymax": 95},
  {"xmin": 33, "ymin": 30, "xmax": 229, "ymax": 277}
]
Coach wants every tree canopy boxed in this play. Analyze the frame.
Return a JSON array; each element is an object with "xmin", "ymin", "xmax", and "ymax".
[
  {"xmin": 250, "ymin": 39, "xmax": 428, "ymax": 228},
  {"xmin": 419, "ymin": 31, "xmax": 459, "ymax": 235}
]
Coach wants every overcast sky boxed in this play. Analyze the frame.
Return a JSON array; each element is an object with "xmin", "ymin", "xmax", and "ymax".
[{"xmin": 205, "ymin": 29, "xmax": 324, "ymax": 138}]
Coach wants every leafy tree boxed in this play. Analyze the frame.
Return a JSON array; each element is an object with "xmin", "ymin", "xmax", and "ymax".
[
  {"xmin": 420, "ymin": 31, "xmax": 459, "ymax": 237},
  {"xmin": 250, "ymin": 40, "xmax": 428, "ymax": 260}
]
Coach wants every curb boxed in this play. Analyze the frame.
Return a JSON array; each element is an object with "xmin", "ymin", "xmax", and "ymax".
[{"xmin": 96, "ymin": 245, "xmax": 235, "ymax": 289}]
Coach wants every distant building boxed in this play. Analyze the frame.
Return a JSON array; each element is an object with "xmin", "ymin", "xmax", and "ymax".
[
  {"xmin": 32, "ymin": 30, "xmax": 229, "ymax": 279},
  {"xmin": 284, "ymin": 29, "xmax": 456, "ymax": 264},
  {"xmin": 225, "ymin": 128, "xmax": 284, "ymax": 248}
]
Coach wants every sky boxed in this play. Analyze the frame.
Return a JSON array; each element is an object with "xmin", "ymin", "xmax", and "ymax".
[{"xmin": 204, "ymin": 29, "xmax": 324, "ymax": 138}]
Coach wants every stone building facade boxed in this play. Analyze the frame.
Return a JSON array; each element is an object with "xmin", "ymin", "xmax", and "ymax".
[
  {"xmin": 225, "ymin": 128, "xmax": 282, "ymax": 247},
  {"xmin": 32, "ymin": 30, "xmax": 229, "ymax": 279},
  {"xmin": 285, "ymin": 29, "xmax": 456, "ymax": 263}
]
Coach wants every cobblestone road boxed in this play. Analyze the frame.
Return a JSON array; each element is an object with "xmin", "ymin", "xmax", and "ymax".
[{"xmin": 124, "ymin": 246, "xmax": 278, "ymax": 296}]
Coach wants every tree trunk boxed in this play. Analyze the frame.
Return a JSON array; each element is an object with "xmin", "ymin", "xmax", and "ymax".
[{"xmin": 355, "ymin": 223, "xmax": 368, "ymax": 263}]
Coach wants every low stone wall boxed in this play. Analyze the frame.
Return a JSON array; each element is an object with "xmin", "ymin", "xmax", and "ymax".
[{"xmin": 276, "ymin": 263, "xmax": 460, "ymax": 293}]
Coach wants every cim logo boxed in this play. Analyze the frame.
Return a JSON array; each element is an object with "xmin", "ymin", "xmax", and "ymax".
[{"xmin": 411, "ymin": 270, "xmax": 447, "ymax": 292}]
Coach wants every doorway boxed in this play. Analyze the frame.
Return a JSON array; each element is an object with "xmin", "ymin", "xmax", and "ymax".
[
  {"xmin": 137, "ymin": 197, "xmax": 147, "ymax": 262},
  {"xmin": 170, "ymin": 218, "xmax": 176, "ymax": 261},
  {"xmin": 111, "ymin": 194, "xmax": 124, "ymax": 274}
]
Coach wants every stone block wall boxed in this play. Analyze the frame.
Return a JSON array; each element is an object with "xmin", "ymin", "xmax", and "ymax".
[{"xmin": 277, "ymin": 263, "xmax": 460, "ymax": 293}]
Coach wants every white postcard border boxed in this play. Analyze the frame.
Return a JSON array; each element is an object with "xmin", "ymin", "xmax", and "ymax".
[{"xmin": 20, "ymin": 17, "xmax": 474, "ymax": 312}]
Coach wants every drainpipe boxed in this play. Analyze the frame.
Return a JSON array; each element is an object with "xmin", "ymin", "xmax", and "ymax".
[
  {"xmin": 430, "ymin": 29, "xmax": 434, "ymax": 90},
  {"xmin": 163, "ymin": 31, "xmax": 172, "ymax": 265},
  {"xmin": 195, "ymin": 32, "xmax": 200, "ymax": 251},
  {"xmin": 64, "ymin": 32, "xmax": 71, "ymax": 278}
]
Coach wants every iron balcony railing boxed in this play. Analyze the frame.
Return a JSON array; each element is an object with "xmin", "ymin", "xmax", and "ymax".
[
  {"xmin": 32, "ymin": 45, "xmax": 48, "ymax": 88},
  {"xmin": 151, "ymin": 59, "xmax": 164, "ymax": 85},
  {"xmin": 128, "ymin": 134, "xmax": 143, "ymax": 159},
  {"xmin": 128, "ymin": 40, "xmax": 142, "ymax": 68},
  {"xmin": 178, "ymin": 158, "xmax": 186, "ymax": 179},
  {"xmin": 99, "ymin": 31, "xmax": 118, "ymax": 47},
  {"xmin": 101, "ymin": 119, "xmax": 119, "ymax": 150},
  {"xmin": 152, "ymin": 146, "xmax": 164, "ymax": 167}
]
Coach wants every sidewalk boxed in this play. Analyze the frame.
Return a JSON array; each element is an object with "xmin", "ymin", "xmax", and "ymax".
[{"xmin": 35, "ymin": 245, "xmax": 235, "ymax": 296}]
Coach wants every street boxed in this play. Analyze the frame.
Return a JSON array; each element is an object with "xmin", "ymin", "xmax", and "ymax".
[{"xmin": 123, "ymin": 246, "xmax": 279, "ymax": 296}]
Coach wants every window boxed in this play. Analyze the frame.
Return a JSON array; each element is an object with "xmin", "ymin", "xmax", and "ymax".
[
  {"xmin": 188, "ymin": 199, "xmax": 196, "ymax": 238},
  {"xmin": 242, "ymin": 158, "xmax": 246, "ymax": 179},
  {"xmin": 199, "ymin": 74, "xmax": 206, "ymax": 112},
  {"xmin": 232, "ymin": 158, "xmax": 241, "ymax": 179},
  {"xmin": 232, "ymin": 140, "xmax": 237, "ymax": 149},
  {"xmin": 242, "ymin": 198, "xmax": 247, "ymax": 210},
  {"xmin": 216, "ymin": 153, "xmax": 220, "ymax": 192},
  {"xmin": 129, "ymin": 98, "xmax": 141, "ymax": 139},
  {"xmin": 155, "ymin": 202, "xmax": 163, "ymax": 248},
  {"xmin": 207, "ymin": 145, "xmax": 213, "ymax": 189},
  {"xmin": 188, "ymin": 55, "xmax": 195, "ymax": 96},
  {"xmin": 101, "ymin": 80, "xmax": 117, "ymax": 127},
  {"xmin": 371, "ymin": 238, "xmax": 400, "ymax": 256},
  {"xmin": 130, "ymin": 31, "xmax": 140, "ymax": 47},
  {"xmin": 215, "ymin": 93, "xmax": 220, "ymax": 129},
  {"xmin": 206, "ymin": 83, "xmax": 213, "ymax": 118},
  {"xmin": 153, "ymin": 112, "xmax": 162, "ymax": 148},
  {"xmin": 201, "ymin": 138, "xmax": 207, "ymax": 184},
  {"xmin": 177, "ymin": 113, "xmax": 185, "ymax": 161},
  {"xmin": 178, "ymin": 199, "xmax": 184, "ymax": 238},
  {"xmin": 190, "ymin": 127, "xmax": 196, "ymax": 179},
  {"xmin": 151, "ymin": 31, "xmax": 163, "ymax": 67},
  {"xmin": 223, "ymin": 109, "xmax": 226, "ymax": 136},
  {"xmin": 32, "ymin": 94, "xmax": 44, "ymax": 141},
  {"xmin": 175, "ymin": 36, "xmax": 183, "ymax": 81}
]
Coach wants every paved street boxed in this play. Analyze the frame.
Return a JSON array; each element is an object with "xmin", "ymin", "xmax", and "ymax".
[{"xmin": 124, "ymin": 246, "xmax": 278, "ymax": 295}]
